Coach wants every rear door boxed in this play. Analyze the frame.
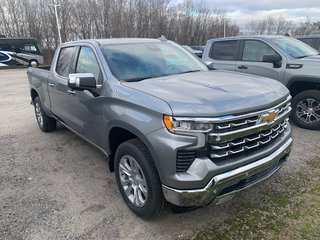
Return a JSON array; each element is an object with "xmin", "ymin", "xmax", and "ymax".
[
  {"xmin": 236, "ymin": 40, "xmax": 285, "ymax": 81},
  {"xmin": 49, "ymin": 46, "xmax": 76, "ymax": 125},
  {"xmin": 207, "ymin": 40, "xmax": 240, "ymax": 71}
]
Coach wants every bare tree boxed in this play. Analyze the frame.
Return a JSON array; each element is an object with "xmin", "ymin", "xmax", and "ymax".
[{"xmin": 0, "ymin": 0, "xmax": 239, "ymax": 52}]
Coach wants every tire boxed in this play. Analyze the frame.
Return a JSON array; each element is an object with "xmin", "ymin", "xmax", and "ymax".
[
  {"xmin": 291, "ymin": 90, "xmax": 320, "ymax": 130},
  {"xmin": 114, "ymin": 138, "xmax": 167, "ymax": 219},
  {"xmin": 33, "ymin": 96, "xmax": 57, "ymax": 132},
  {"xmin": 30, "ymin": 60, "xmax": 38, "ymax": 67}
]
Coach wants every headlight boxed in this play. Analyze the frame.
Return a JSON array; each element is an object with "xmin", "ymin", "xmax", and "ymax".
[{"xmin": 163, "ymin": 115, "xmax": 214, "ymax": 133}]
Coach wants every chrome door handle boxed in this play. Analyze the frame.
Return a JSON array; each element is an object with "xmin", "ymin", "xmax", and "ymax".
[
  {"xmin": 68, "ymin": 89, "xmax": 76, "ymax": 94},
  {"xmin": 48, "ymin": 83, "xmax": 54, "ymax": 87}
]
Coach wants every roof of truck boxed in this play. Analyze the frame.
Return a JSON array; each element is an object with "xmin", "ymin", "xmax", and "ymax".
[
  {"xmin": 207, "ymin": 35, "xmax": 289, "ymax": 42},
  {"xmin": 62, "ymin": 38, "xmax": 164, "ymax": 46}
]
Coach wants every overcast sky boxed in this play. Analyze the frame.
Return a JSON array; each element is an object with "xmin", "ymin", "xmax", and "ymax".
[{"xmin": 205, "ymin": 0, "xmax": 320, "ymax": 29}]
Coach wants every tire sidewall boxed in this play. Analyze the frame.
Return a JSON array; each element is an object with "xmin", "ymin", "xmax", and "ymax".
[
  {"xmin": 33, "ymin": 96, "xmax": 56, "ymax": 132},
  {"xmin": 34, "ymin": 97, "xmax": 46, "ymax": 131},
  {"xmin": 114, "ymin": 139, "xmax": 163, "ymax": 219},
  {"xmin": 291, "ymin": 90, "xmax": 320, "ymax": 130}
]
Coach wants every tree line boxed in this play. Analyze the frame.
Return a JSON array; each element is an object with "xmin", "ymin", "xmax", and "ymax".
[
  {"xmin": 0, "ymin": 0, "xmax": 319, "ymax": 53},
  {"xmin": 248, "ymin": 15, "xmax": 320, "ymax": 36},
  {"xmin": 0, "ymin": 0, "xmax": 239, "ymax": 49}
]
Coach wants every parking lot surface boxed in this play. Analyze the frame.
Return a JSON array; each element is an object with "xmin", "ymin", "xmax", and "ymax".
[{"xmin": 0, "ymin": 69, "xmax": 319, "ymax": 240}]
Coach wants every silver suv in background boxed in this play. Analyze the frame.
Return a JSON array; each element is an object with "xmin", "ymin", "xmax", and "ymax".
[{"xmin": 203, "ymin": 36, "xmax": 320, "ymax": 130}]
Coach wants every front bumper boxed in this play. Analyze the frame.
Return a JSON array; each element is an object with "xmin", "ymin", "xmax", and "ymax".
[{"xmin": 162, "ymin": 137, "xmax": 292, "ymax": 207}]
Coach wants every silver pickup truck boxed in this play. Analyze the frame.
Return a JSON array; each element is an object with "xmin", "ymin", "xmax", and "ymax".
[
  {"xmin": 203, "ymin": 35, "xmax": 320, "ymax": 130},
  {"xmin": 28, "ymin": 38, "xmax": 292, "ymax": 219}
]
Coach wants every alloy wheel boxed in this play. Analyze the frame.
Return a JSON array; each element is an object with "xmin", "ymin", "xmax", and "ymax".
[
  {"xmin": 35, "ymin": 102, "xmax": 44, "ymax": 128},
  {"xmin": 296, "ymin": 98, "xmax": 320, "ymax": 123},
  {"xmin": 118, "ymin": 155, "xmax": 148, "ymax": 208}
]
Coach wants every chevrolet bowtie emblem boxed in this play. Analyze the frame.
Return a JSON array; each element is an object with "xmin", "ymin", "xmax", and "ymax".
[{"xmin": 260, "ymin": 111, "xmax": 278, "ymax": 123}]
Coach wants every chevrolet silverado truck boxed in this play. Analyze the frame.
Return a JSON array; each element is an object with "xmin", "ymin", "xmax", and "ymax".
[
  {"xmin": 203, "ymin": 36, "xmax": 320, "ymax": 130},
  {"xmin": 28, "ymin": 38, "xmax": 292, "ymax": 219}
]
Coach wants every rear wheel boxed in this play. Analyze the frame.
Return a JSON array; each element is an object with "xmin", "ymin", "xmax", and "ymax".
[
  {"xmin": 30, "ymin": 60, "xmax": 38, "ymax": 67},
  {"xmin": 33, "ymin": 97, "xmax": 56, "ymax": 132},
  {"xmin": 114, "ymin": 138, "xmax": 167, "ymax": 219},
  {"xmin": 291, "ymin": 90, "xmax": 320, "ymax": 130}
]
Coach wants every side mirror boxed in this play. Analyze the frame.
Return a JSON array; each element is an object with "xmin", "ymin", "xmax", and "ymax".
[
  {"xmin": 68, "ymin": 73, "xmax": 96, "ymax": 90},
  {"xmin": 262, "ymin": 54, "xmax": 282, "ymax": 68}
]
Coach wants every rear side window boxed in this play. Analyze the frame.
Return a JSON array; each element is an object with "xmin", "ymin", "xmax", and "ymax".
[
  {"xmin": 210, "ymin": 40, "xmax": 239, "ymax": 61},
  {"xmin": 242, "ymin": 40, "xmax": 278, "ymax": 62},
  {"xmin": 56, "ymin": 47, "xmax": 75, "ymax": 77},
  {"xmin": 76, "ymin": 47, "xmax": 102, "ymax": 84}
]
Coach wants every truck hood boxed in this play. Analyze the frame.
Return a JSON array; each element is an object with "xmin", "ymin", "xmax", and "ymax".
[
  {"xmin": 294, "ymin": 54, "xmax": 320, "ymax": 63},
  {"xmin": 123, "ymin": 71, "xmax": 289, "ymax": 117}
]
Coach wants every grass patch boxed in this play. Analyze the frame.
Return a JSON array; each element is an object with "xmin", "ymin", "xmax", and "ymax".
[{"xmin": 183, "ymin": 156, "xmax": 320, "ymax": 240}]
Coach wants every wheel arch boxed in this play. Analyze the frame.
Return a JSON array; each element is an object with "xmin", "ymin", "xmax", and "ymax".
[
  {"xmin": 30, "ymin": 88, "xmax": 39, "ymax": 102},
  {"xmin": 106, "ymin": 121, "xmax": 159, "ymax": 174},
  {"xmin": 287, "ymin": 77, "xmax": 320, "ymax": 97}
]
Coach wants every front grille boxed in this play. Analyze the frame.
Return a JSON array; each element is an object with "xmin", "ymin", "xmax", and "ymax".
[
  {"xmin": 175, "ymin": 96, "xmax": 291, "ymax": 172},
  {"xmin": 176, "ymin": 150, "xmax": 196, "ymax": 173},
  {"xmin": 209, "ymin": 120, "xmax": 288, "ymax": 159},
  {"xmin": 208, "ymin": 96, "xmax": 291, "ymax": 160},
  {"xmin": 214, "ymin": 99, "xmax": 291, "ymax": 134}
]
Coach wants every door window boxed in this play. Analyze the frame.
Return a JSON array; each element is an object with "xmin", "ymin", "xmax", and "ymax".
[
  {"xmin": 0, "ymin": 40, "xmax": 12, "ymax": 51},
  {"xmin": 210, "ymin": 40, "xmax": 239, "ymax": 61},
  {"xmin": 76, "ymin": 47, "xmax": 102, "ymax": 84},
  {"xmin": 56, "ymin": 47, "xmax": 75, "ymax": 77},
  {"xmin": 242, "ymin": 40, "xmax": 278, "ymax": 62}
]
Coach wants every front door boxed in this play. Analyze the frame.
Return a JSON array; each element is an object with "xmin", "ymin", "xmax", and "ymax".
[
  {"xmin": 65, "ymin": 46, "xmax": 105, "ymax": 146},
  {"xmin": 236, "ymin": 40, "xmax": 285, "ymax": 81}
]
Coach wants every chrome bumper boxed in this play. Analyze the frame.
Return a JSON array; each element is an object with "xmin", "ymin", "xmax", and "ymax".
[{"xmin": 162, "ymin": 137, "xmax": 292, "ymax": 207}]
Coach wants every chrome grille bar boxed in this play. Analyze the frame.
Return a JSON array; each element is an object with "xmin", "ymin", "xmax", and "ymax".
[
  {"xmin": 208, "ymin": 105, "xmax": 291, "ymax": 143},
  {"xmin": 210, "ymin": 120, "xmax": 288, "ymax": 159}
]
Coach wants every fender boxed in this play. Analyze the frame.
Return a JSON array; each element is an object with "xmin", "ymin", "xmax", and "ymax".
[{"xmin": 105, "ymin": 120, "xmax": 161, "ymax": 172}]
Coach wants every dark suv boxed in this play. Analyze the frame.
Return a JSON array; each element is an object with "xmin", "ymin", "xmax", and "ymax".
[{"xmin": 297, "ymin": 35, "xmax": 320, "ymax": 51}]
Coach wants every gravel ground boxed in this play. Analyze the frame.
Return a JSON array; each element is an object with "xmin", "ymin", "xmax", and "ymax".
[{"xmin": 0, "ymin": 69, "xmax": 319, "ymax": 240}]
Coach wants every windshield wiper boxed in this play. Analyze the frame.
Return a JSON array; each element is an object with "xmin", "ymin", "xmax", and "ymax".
[
  {"xmin": 296, "ymin": 55, "xmax": 313, "ymax": 59},
  {"xmin": 124, "ymin": 75, "xmax": 160, "ymax": 82},
  {"xmin": 177, "ymin": 70, "xmax": 202, "ymax": 75}
]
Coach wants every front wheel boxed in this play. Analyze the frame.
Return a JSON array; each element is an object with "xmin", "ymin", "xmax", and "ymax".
[
  {"xmin": 291, "ymin": 90, "xmax": 320, "ymax": 130},
  {"xmin": 114, "ymin": 138, "xmax": 167, "ymax": 219}
]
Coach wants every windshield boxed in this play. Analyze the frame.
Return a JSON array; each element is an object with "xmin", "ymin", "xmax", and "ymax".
[
  {"xmin": 272, "ymin": 37, "xmax": 319, "ymax": 58},
  {"xmin": 100, "ymin": 42, "xmax": 208, "ymax": 81}
]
